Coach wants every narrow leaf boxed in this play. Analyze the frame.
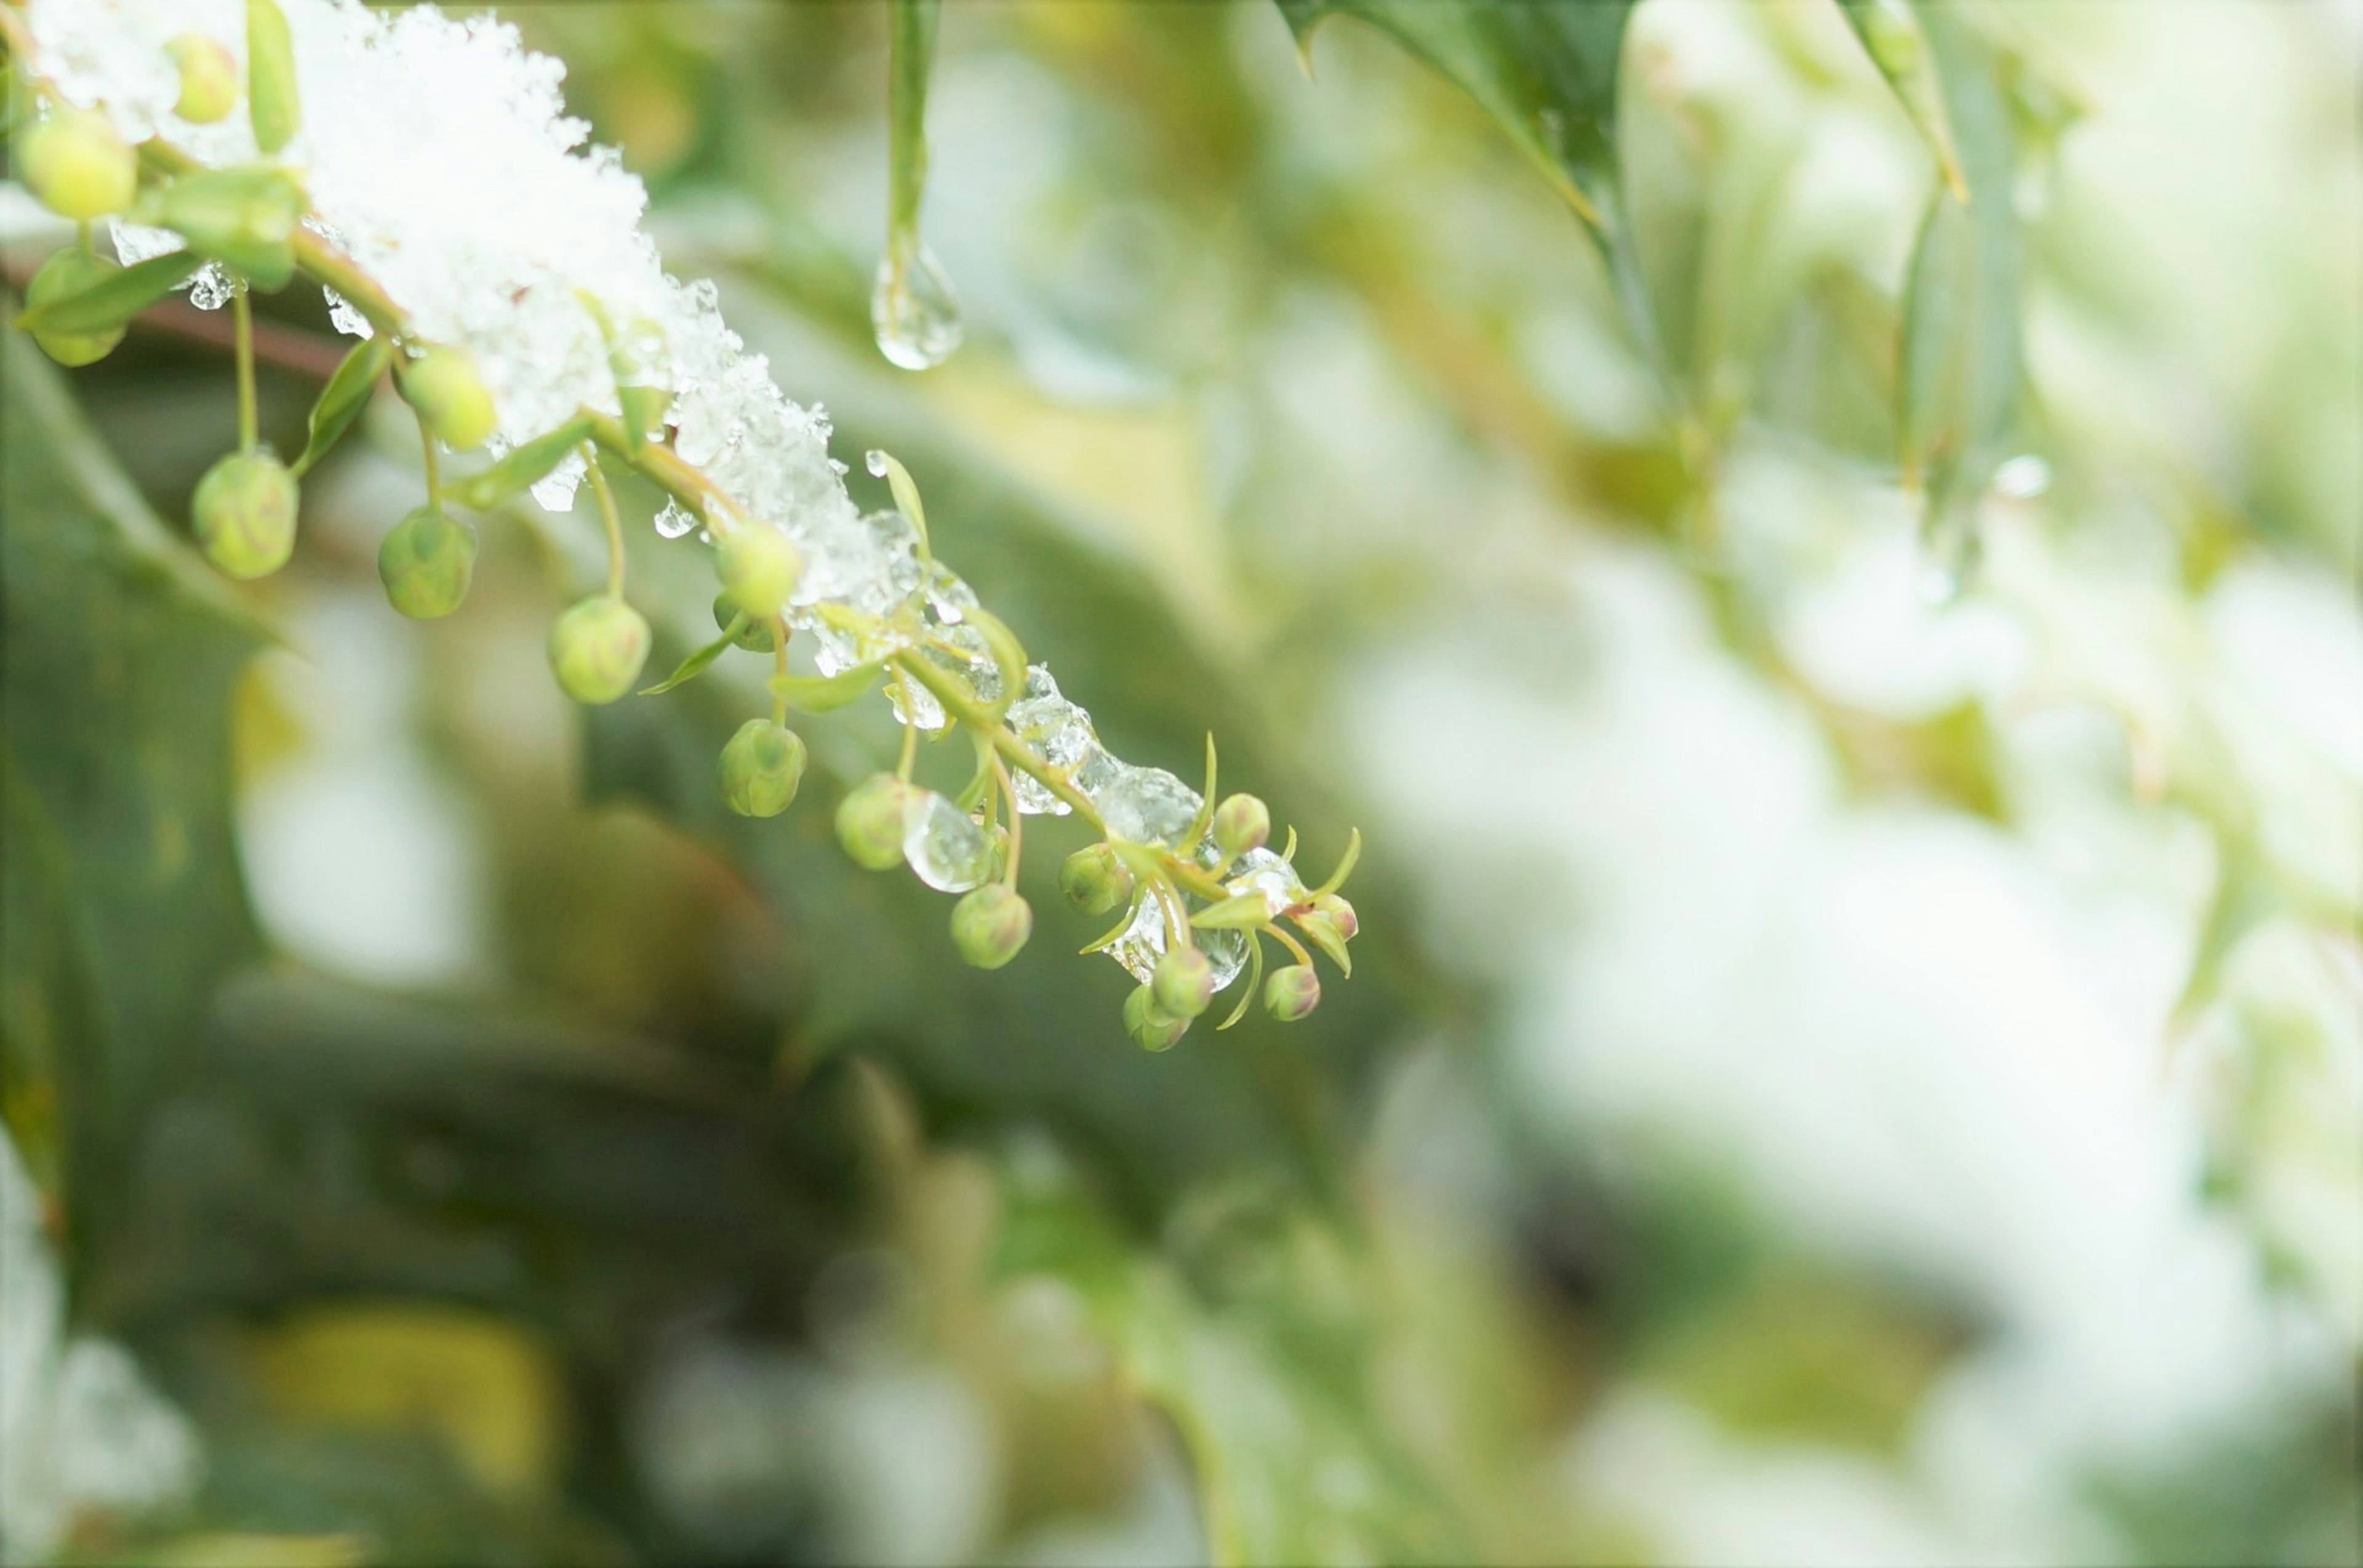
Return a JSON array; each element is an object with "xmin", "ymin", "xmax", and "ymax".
[
  {"xmin": 1311, "ymin": 827, "xmax": 1361, "ymax": 898},
  {"xmin": 14, "ymin": 251, "xmax": 201, "ymax": 335},
  {"xmin": 1217, "ymin": 939, "xmax": 1265, "ymax": 1031},
  {"xmin": 1836, "ymin": 0, "xmax": 1968, "ymax": 201},
  {"xmin": 640, "ymin": 623, "xmax": 741, "ymax": 696},
  {"xmin": 1895, "ymin": 1, "xmax": 2024, "ymax": 562},
  {"xmin": 768, "ymin": 662, "xmax": 884, "ymax": 714},
  {"xmin": 446, "ymin": 416, "xmax": 592, "ymax": 512},
  {"xmin": 290, "ymin": 334, "xmax": 391, "ymax": 478},
  {"xmin": 1189, "ymin": 893, "xmax": 1273, "ymax": 932},
  {"xmin": 964, "ymin": 603, "xmax": 1027, "ymax": 721}
]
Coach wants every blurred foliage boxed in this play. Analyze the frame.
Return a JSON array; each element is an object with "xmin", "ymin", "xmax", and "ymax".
[{"xmin": 4, "ymin": 1, "xmax": 2358, "ymax": 1565}]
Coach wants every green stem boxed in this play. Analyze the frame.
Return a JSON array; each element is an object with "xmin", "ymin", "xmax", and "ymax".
[
  {"xmin": 892, "ymin": 649, "xmax": 1098, "ymax": 828},
  {"xmin": 883, "ymin": 0, "xmax": 942, "ymax": 281},
  {"xmin": 991, "ymin": 752, "xmax": 1022, "ymax": 886},
  {"xmin": 582, "ymin": 446, "xmax": 625, "ymax": 598},
  {"xmin": 232, "ymin": 284, "xmax": 257, "ymax": 452},
  {"xmin": 1267, "ymin": 924, "xmax": 1314, "ymax": 969},
  {"xmin": 418, "ymin": 415, "xmax": 441, "ymax": 503},
  {"xmin": 772, "ymin": 636, "xmax": 790, "ymax": 726}
]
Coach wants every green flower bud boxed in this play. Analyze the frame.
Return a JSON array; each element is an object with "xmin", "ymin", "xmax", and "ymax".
[
  {"xmin": 396, "ymin": 346, "xmax": 497, "ymax": 452},
  {"xmin": 720, "ymin": 718, "xmax": 807, "ymax": 818},
  {"xmin": 710, "ymin": 593, "xmax": 778, "ymax": 650},
  {"xmin": 1152, "ymin": 945, "xmax": 1215, "ymax": 1019},
  {"xmin": 716, "ymin": 526, "xmax": 802, "ymax": 621},
  {"xmin": 1263, "ymin": 964, "xmax": 1321, "ymax": 1022},
  {"xmin": 246, "ymin": 0, "xmax": 300, "ymax": 154},
  {"xmin": 25, "ymin": 248, "xmax": 127, "ymax": 367},
  {"xmin": 146, "ymin": 166, "xmax": 304, "ymax": 290},
  {"xmin": 836, "ymin": 774, "xmax": 913, "ymax": 870},
  {"xmin": 375, "ymin": 506, "xmax": 476, "ymax": 620},
  {"xmin": 546, "ymin": 595, "xmax": 650, "ymax": 705},
  {"xmin": 20, "ymin": 107, "xmax": 137, "ymax": 220},
  {"xmin": 166, "ymin": 33, "xmax": 239, "ymax": 124},
  {"xmin": 1059, "ymin": 843, "xmax": 1132, "ymax": 917},
  {"xmin": 1312, "ymin": 892, "xmax": 1357, "ymax": 942},
  {"xmin": 950, "ymin": 884, "xmax": 1032, "ymax": 970},
  {"xmin": 1122, "ymin": 983, "xmax": 1188, "ymax": 1053},
  {"xmin": 192, "ymin": 450, "xmax": 298, "ymax": 579},
  {"xmin": 1212, "ymin": 793, "xmax": 1270, "ymax": 860}
]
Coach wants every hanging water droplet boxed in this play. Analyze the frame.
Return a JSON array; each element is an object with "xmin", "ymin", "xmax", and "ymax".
[
  {"xmin": 865, "ymin": 450, "xmax": 890, "ymax": 478},
  {"xmin": 654, "ymin": 499, "xmax": 699, "ymax": 539},
  {"xmin": 902, "ymin": 791, "xmax": 993, "ymax": 892},
  {"xmin": 871, "ymin": 244, "xmax": 965, "ymax": 371}
]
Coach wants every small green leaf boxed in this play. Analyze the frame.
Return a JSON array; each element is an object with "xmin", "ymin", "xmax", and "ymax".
[
  {"xmin": 290, "ymin": 334, "xmax": 391, "ymax": 478},
  {"xmin": 1295, "ymin": 911, "xmax": 1352, "ymax": 978},
  {"xmin": 1080, "ymin": 886, "xmax": 1149, "ymax": 955},
  {"xmin": 639, "ymin": 623, "xmax": 742, "ymax": 696},
  {"xmin": 14, "ymin": 250, "xmax": 201, "ymax": 335},
  {"xmin": 1216, "ymin": 939, "xmax": 1265, "ymax": 1031},
  {"xmin": 1189, "ymin": 893, "xmax": 1273, "ymax": 932},
  {"xmin": 866, "ymin": 446, "xmax": 930, "ymax": 556},
  {"xmin": 445, "ymin": 416, "xmax": 593, "ymax": 512},
  {"xmin": 963, "ymin": 603, "xmax": 1028, "ymax": 721},
  {"xmin": 246, "ymin": 0, "xmax": 301, "ymax": 155},
  {"xmin": 767, "ymin": 662, "xmax": 884, "ymax": 714},
  {"xmin": 1311, "ymin": 826, "xmax": 1361, "ymax": 898}
]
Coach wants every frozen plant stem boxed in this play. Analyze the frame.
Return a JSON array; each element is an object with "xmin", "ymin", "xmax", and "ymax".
[{"xmin": 582, "ymin": 446, "xmax": 625, "ymax": 599}]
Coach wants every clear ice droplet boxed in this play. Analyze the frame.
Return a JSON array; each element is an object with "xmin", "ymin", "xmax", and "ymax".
[
  {"xmin": 654, "ymin": 500, "xmax": 700, "ymax": 539},
  {"xmin": 902, "ymin": 791, "xmax": 993, "ymax": 892},
  {"xmin": 871, "ymin": 244, "xmax": 966, "ymax": 372}
]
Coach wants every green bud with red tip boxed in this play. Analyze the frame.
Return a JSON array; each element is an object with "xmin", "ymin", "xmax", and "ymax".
[
  {"xmin": 547, "ymin": 595, "xmax": 650, "ymax": 705},
  {"xmin": 1212, "ymin": 793, "xmax": 1269, "ymax": 860},
  {"xmin": 1059, "ymin": 843, "xmax": 1132, "ymax": 917},
  {"xmin": 193, "ymin": 450, "xmax": 298, "ymax": 579},
  {"xmin": 1311, "ymin": 892, "xmax": 1357, "ymax": 942},
  {"xmin": 836, "ymin": 774, "xmax": 914, "ymax": 870},
  {"xmin": 720, "ymin": 718, "xmax": 807, "ymax": 818},
  {"xmin": 20, "ymin": 107, "xmax": 137, "ymax": 220},
  {"xmin": 1123, "ymin": 983, "xmax": 1188, "ymax": 1052},
  {"xmin": 396, "ymin": 345, "xmax": 497, "ymax": 452},
  {"xmin": 1264, "ymin": 964, "xmax": 1321, "ymax": 1022},
  {"xmin": 167, "ymin": 34, "xmax": 239, "ymax": 124},
  {"xmin": 1152, "ymin": 945, "xmax": 1214, "ymax": 1019},
  {"xmin": 376, "ymin": 506, "xmax": 476, "ymax": 619},
  {"xmin": 951, "ymin": 884, "xmax": 1032, "ymax": 970},
  {"xmin": 25, "ymin": 249, "xmax": 127, "ymax": 367}
]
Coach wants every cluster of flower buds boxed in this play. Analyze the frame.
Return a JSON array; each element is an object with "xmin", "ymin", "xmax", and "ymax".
[{"xmin": 4, "ymin": 0, "xmax": 1362, "ymax": 1049}]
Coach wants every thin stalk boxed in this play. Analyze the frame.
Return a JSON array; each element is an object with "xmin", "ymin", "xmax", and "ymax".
[
  {"xmin": 582, "ymin": 446, "xmax": 625, "ymax": 598},
  {"xmin": 232, "ymin": 284, "xmax": 257, "ymax": 452},
  {"xmin": 772, "ymin": 636, "xmax": 790, "ymax": 726},
  {"xmin": 418, "ymin": 416, "xmax": 441, "ymax": 503},
  {"xmin": 991, "ymin": 752, "xmax": 1022, "ymax": 886},
  {"xmin": 1266, "ymin": 924, "xmax": 1314, "ymax": 970}
]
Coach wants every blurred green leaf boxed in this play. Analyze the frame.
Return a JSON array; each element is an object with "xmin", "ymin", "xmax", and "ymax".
[
  {"xmin": 996, "ymin": 1165, "xmax": 1468, "ymax": 1566},
  {"xmin": 0, "ymin": 332, "xmax": 265, "ymax": 1256},
  {"xmin": 1276, "ymin": 0, "xmax": 1634, "ymax": 231},
  {"xmin": 1836, "ymin": 0, "xmax": 1968, "ymax": 202},
  {"xmin": 1895, "ymin": 1, "xmax": 2024, "ymax": 560}
]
